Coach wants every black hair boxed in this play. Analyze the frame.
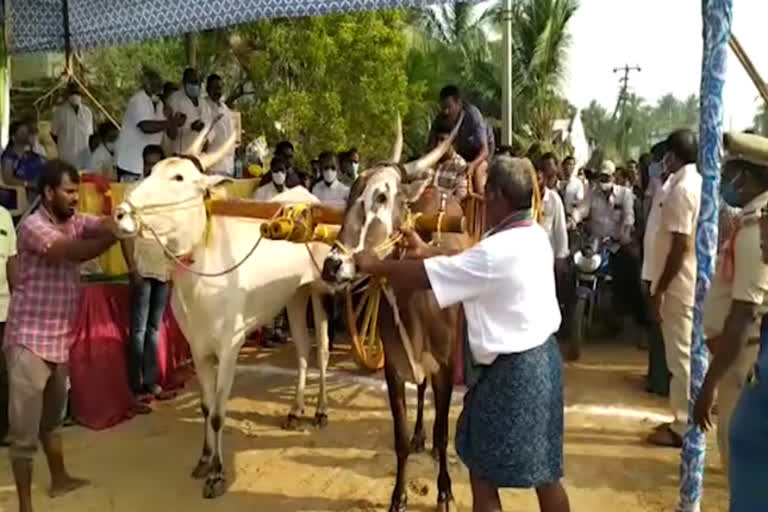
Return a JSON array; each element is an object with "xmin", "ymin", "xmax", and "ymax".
[
  {"xmin": 540, "ymin": 152, "xmax": 557, "ymax": 163},
  {"xmin": 9, "ymin": 121, "xmax": 24, "ymax": 138},
  {"xmin": 38, "ymin": 159, "xmax": 80, "ymax": 195},
  {"xmin": 142, "ymin": 144, "xmax": 164, "ymax": 162},
  {"xmin": 433, "ymin": 116, "xmax": 456, "ymax": 136},
  {"xmin": 563, "ymin": 155, "xmax": 575, "ymax": 164},
  {"xmin": 651, "ymin": 140, "xmax": 668, "ymax": 160},
  {"xmin": 162, "ymin": 82, "xmax": 177, "ymax": 97},
  {"xmin": 206, "ymin": 74, "xmax": 222, "ymax": 88},
  {"xmin": 665, "ymin": 129, "xmax": 698, "ymax": 165},
  {"xmin": 439, "ymin": 85, "xmax": 461, "ymax": 101},
  {"xmin": 347, "ymin": 147, "xmax": 358, "ymax": 155},
  {"xmin": 276, "ymin": 141, "xmax": 294, "ymax": 155},
  {"xmin": 627, "ymin": 159, "xmax": 638, "ymax": 165},
  {"xmin": 182, "ymin": 67, "xmax": 198, "ymax": 82}
]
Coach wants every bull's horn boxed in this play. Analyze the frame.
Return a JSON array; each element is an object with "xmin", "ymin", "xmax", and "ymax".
[
  {"xmin": 199, "ymin": 129, "xmax": 237, "ymax": 171},
  {"xmin": 391, "ymin": 113, "xmax": 403, "ymax": 164},
  {"xmin": 403, "ymin": 112, "xmax": 464, "ymax": 177},
  {"xmin": 186, "ymin": 114, "xmax": 224, "ymax": 156}
]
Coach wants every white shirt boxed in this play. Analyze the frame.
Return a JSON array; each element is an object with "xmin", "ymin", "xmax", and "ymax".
[
  {"xmin": 116, "ymin": 90, "xmax": 166, "ymax": 175},
  {"xmin": 560, "ymin": 175, "xmax": 585, "ymax": 216},
  {"xmin": 425, "ymin": 223, "xmax": 561, "ymax": 364},
  {"xmin": 649, "ymin": 164, "xmax": 702, "ymax": 306},
  {"xmin": 88, "ymin": 143, "xmax": 115, "ymax": 176},
  {"xmin": 205, "ymin": 98, "xmax": 235, "ymax": 176},
  {"xmin": 167, "ymin": 89, "xmax": 213, "ymax": 155},
  {"xmin": 641, "ymin": 176, "xmax": 672, "ymax": 282},
  {"xmin": 253, "ymin": 182, "xmax": 285, "ymax": 201},
  {"xmin": 312, "ymin": 180, "xmax": 350, "ymax": 207},
  {"xmin": 539, "ymin": 188, "xmax": 569, "ymax": 259},
  {"xmin": 0, "ymin": 206, "xmax": 16, "ymax": 321},
  {"xmin": 51, "ymin": 102, "xmax": 93, "ymax": 168}
]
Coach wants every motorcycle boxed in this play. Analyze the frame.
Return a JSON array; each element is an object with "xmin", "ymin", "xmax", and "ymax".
[{"xmin": 567, "ymin": 233, "xmax": 615, "ymax": 359}]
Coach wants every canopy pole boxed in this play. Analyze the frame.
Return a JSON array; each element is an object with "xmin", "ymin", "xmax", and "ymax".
[
  {"xmin": 61, "ymin": 0, "xmax": 73, "ymax": 75},
  {"xmin": 0, "ymin": 0, "xmax": 10, "ymax": 147},
  {"xmin": 678, "ymin": 1, "xmax": 733, "ymax": 511},
  {"xmin": 500, "ymin": 0, "xmax": 513, "ymax": 147}
]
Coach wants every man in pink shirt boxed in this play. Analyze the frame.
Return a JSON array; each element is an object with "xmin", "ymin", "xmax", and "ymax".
[{"xmin": 4, "ymin": 160, "xmax": 116, "ymax": 512}]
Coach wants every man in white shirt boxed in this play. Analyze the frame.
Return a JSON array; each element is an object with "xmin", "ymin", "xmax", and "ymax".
[
  {"xmin": 0, "ymin": 204, "xmax": 17, "ymax": 442},
  {"xmin": 115, "ymin": 68, "xmax": 182, "ymax": 182},
  {"xmin": 204, "ymin": 74, "xmax": 235, "ymax": 177},
  {"xmin": 88, "ymin": 122, "xmax": 119, "ymax": 180},
  {"xmin": 167, "ymin": 68, "xmax": 212, "ymax": 156},
  {"xmin": 574, "ymin": 160, "xmax": 649, "ymax": 334},
  {"xmin": 253, "ymin": 156, "xmax": 291, "ymax": 200},
  {"xmin": 559, "ymin": 155, "xmax": 584, "ymax": 219},
  {"xmin": 538, "ymin": 153, "xmax": 569, "ymax": 269},
  {"xmin": 51, "ymin": 83, "xmax": 93, "ymax": 169},
  {"xmin": 646, "ymin": 130, "xmax": 702, "ymax": 448},
  {"xmin": 312, "ymin": 152, "xmax": 350, "ymax": 208}
]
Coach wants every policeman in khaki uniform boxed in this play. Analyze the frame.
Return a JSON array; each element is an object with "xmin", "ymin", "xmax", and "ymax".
[{"xmin": 694, "ymin": 132, "xmax": 768, "ymax": 504}]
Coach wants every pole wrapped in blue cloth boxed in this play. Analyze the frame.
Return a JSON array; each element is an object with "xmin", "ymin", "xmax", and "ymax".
[{"xmin": 678, "ymin": 1, "xmax": 733, "ymax": 511}]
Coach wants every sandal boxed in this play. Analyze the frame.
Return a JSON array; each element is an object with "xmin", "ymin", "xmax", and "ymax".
[{"xmin": 647, "ymin": 425, "xmax": 682, "ymax": 448}]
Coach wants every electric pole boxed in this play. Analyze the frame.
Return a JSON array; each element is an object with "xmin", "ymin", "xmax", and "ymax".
[
  {"xmin": 611, "ymin": 64, "xmax": 642, "ymax": 121},
  {"xmin": 612, "ymin": 64, "xmax": 641, "ymax": 159}
]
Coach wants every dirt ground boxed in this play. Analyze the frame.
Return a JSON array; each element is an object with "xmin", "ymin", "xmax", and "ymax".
[{"xmin": 0, "ymin": 341, "xmax": 729, "ymax": 512}]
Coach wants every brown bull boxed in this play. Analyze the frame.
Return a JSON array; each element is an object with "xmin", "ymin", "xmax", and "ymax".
[{"xmin": 323, "ymin": 118, "xmax": 470, "ymax": 512}]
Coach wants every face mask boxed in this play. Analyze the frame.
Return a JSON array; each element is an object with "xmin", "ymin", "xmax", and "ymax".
[
  {"xmin": 185, "ymin": 83, "xmax": 200, "ymax": 99},
  {"xmin": 105, "ymin": 141, "xmax": 116, "ymax": 153},
  {"xmin": 150, "ymin": 93, "xmax": 160, "ymax": 103},
  {"xmin": 720, "ymin": 173, "xmax": 742, "ymax": 207},
  {"xmin": 351, "ymin": 162, "xmax": 359, "ymax": 176},
  {"xmin": 68, "ymin": 94, "xmax": 82, "ymax": 107},
  {"xmin": 272, "ymin": 171, "xmax": 286, "ymax": 186},
  {"xmin": 323, "ymin": 169, "xmax": 337, "ymax": 184},
  {"xmin": 648, "ymin": 161, "xmax": 662, "ymax": 180},
  {"xmin": 600, "ymin": 182, "xmax": 613, "ymax": 193}
]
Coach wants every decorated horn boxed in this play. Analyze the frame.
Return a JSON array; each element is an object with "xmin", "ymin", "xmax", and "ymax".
[
  {"xmin": 199, "ymin": 128, "xmax": 236, "ymax": 171},
  {"xmin": 403, "ymin": 112, "xmax": 464, "ymax": 177},
  {"xmin": 391, "ymin": 112, "xmax": 403, "ymax": 164}
]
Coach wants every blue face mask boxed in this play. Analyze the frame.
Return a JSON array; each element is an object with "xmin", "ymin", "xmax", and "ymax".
[
  {"xmin": 720, "ymin": 173, "xmax": 742, "ymax": 207},
  {"xmin": 648, "ymin": 161, "xmax": 662, "ymax": 180},
  {"xmin": 185, "ymin": 83, "xmax": 200, "ymax": 99}
]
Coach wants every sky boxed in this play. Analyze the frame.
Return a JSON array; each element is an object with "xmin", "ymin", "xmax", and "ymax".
[{"xmin": 561, "ymin": 0, "xmax": 768, "ymax": 130}]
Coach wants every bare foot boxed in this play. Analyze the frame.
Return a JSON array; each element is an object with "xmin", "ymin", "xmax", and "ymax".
[{"xmin": 49, "ymin": 476, "xmax": 90, "ymax": 498}]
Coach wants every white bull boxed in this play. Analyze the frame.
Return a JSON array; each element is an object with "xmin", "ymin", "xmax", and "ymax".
[{"xmin": 113, "ymin": 137, "xmax": 332, "ymax": 499}]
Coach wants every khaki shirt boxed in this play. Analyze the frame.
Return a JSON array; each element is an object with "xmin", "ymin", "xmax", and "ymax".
[
  {"xmin": 133, "ymin": 237, "xmax": 172, "ymax": 282},
  {"xmin": 703, "ymin": 190, "xmax": 768, "ymax": 340},
  {"xmin": 650, "ymin": 164, "xmax": 702, "ymax": 306}
]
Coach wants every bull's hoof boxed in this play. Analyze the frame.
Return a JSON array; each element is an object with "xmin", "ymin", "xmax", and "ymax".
[
  {"xmin": 389, "ymin": 495, "xmax": 407, "ymax": 512},
  {"xmin": 435, "ymin": 497, "xmax": 456, "ymax": 512},
  {"xmin": 191, "ymin": 460, "xmax": 211, "ymax": 479},
  {"xmin": 410, "ymin": 431, "xmax": 426, "ymax": 453},
  {"xmin": 202, "ymin": 472, "xmax": 227, "ymax": 499},
  {"xmin": 282, "ymin": 414, "xmax": 302, "ymax": 431},
  {"xmin": 313, "ymin": 412, "xmax": 329, "ymax": 428}
]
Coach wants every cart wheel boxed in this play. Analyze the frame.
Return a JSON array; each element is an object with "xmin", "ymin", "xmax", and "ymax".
[{"xmin": 345, "ymin": 279, "xmax": 385, "ymax": 372}]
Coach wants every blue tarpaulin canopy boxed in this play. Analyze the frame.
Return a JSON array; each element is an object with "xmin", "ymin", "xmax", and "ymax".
[{"xmin": 1, "ymin": 0, "xmax": 474, "ymax": 54}]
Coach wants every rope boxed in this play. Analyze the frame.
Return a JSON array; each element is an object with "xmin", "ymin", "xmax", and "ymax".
[{"xmin": 141, "ymin": 218, "xmax": 265, "ymax": 278}]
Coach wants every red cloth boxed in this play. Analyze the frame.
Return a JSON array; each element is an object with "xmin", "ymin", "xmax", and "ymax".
[{"xmin": 69, "ymin": 284, "xmax": 191, "ymax": 430}]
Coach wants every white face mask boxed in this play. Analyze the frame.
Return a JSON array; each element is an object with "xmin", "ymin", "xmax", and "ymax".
[
  {"xmin": 272, "ymin": 171, "xmax": 286, "ymax": 186},
  {"xmin": 68, "ymin": 94, "xmax": 82, "ymax": 107},
  {"xmin": 150, "ymin": 93, "xmax": 160, "ymax": 104},
  {"xmin": 351, "ymin": 162, "xmax": 359, "ymax": 176},
  {"xmin": 323, "ymin": 169, "xmax": 337, "ymax": 184},
  {"xmin": 600, "ymin": 182, "xmax": 613, "ymax": 192}
]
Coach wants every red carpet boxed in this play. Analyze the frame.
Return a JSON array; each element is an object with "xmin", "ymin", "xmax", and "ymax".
[{"xmin": 69, "ymin": 284, "xmax": 191, "ymax": 430}]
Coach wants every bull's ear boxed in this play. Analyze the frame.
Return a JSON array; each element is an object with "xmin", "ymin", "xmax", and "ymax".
[
  {"xmin": 202, "ymin": 174, "xmax": 233, "ymax": 191},
  {"xmin": 401, "ymin": 177, "xmax": 431, "ymax": 204}
]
